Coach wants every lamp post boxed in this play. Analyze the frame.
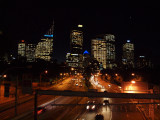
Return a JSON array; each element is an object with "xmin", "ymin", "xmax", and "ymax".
[{"xmin": 40, "ymin": 70, "xmax": 48, "ymax": 87}]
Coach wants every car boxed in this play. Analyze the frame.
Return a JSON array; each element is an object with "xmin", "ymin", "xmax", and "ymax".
[
  {"xmin": 34, "ymin": 107, "xmax": 46, "ymax": 115},
  {"xmin": 86, "ymin": 101, "xmax": 96, "ymax": 111},
  {"xmin": 103, "ymin": 100, "xmax": 109, "ymax": 105},
  {"xmin": 104, "ymin": 90, "xmax": 108, "ymax": 93},
  {"xmin": 95, "ymin": 114, "xmax": 104, "ymax": 120}
]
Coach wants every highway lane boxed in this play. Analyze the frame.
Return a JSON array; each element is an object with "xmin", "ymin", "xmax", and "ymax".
[
  {"xmin": 0, "ymin": 77, "xmax": 81, "ymax": 120},
  {"xmin": 74, "ymin": 75, "xmax": 144, "ymax": 120},
  {"xmin": 11, "ymin": 75, "xmax": 153, "ymax": 120},
  {"xmin": 30, "ymin": 75, "xmax": 144, "ymax": 120},
  {"xmin": 20, "ymin": 76, "xmax": 87, "ymax": 120}
]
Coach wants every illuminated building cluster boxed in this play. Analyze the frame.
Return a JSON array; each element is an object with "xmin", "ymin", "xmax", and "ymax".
[
  {"xmin": 17, "ymin": 22, "xmax": 54, "ymax": 62},
  {"xmin": 35, "ymin": 37, "xmax": 53, "ymax": 62}
]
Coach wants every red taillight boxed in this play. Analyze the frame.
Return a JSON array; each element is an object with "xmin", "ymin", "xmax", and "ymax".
[{"xmin": 37, "ymin": 109, "xmax": 43, "ymax": 114}]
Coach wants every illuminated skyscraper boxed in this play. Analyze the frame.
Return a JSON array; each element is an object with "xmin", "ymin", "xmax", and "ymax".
[
  {"xmin": 66, "ymin": 25, "xmax": 83, "ymax": 70},
  {"xmin": 18, "ymin": 40, "xmax": 26, "ymax": 58},
  {"xmin": 35, "ymin": 22, "xmax": 54, "ymax": 62},
  {"xmin": 122, "ymin": 40, "xmax": 134, "ymax": 68},
  {"xmin": 136, "ymin": 56, "xmax": 153, "ymax": 69},
  {"xmin": 70, "ymin": 27, "xmax": 83, "ymax": 54},
  {"xmin": 91, "ymin": 38, "xmax": 107, "ymax": 69},
  {"xmin": 26, "ymin": 44, "xmax": 36, "ymax": 62},
  {"xmin": 91, "ymin": 34, "xmax": 116, "ymax": 69},
  {"xmin": 105, "ymin": 34, "xmax": 116, "ymax": 69}
]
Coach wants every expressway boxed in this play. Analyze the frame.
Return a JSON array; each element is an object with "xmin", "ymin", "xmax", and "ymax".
[
  {"xmin": 73, "ymin": 75, "xmax": 144, "ymax": 120},
  {"xmin": 1, "ymin": 75, "xmax": 156, "ymax": 120},
  {"xmin": 20, "ymin": 76, "xmax": 144, "ymax": 120},
  {"xmin": 0, "ymin": 77, "xmax": 84, "ymax": 120}
]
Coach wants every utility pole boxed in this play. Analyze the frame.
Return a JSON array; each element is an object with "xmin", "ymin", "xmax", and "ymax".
[
  {"xmin": 149, "ymin": 89, "xmax": 154, "ymax": 120},
  {"xmin": 15, "ymin": 74, "xmax": 18, "ymax": 116},
  {"xmin": 34, "ymin": 90, "xmax": 37, "ymax": 120}
]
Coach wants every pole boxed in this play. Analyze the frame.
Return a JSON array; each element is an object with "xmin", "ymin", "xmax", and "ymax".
[
  {"xmin": 15, "ymin": 75, "xmax": 18, "ymax": 116},
  {"xmin": 34, "ymin": 90, "xmax": 37, "ymax": 120},
  {"xmin": 40, "ymin": 73, "xmax": 41, "ymax": 87},
  {"xmin": 149, "ymin": 89, "xmax": 154, "ymax": 120}
]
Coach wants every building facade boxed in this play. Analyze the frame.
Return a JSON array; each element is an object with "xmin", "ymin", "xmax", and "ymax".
[
  {"xmin": 136, "ymin": 56, "xmax": 152, "ymax": 69},
  {"xmin": 66, "ymin": 25, "xmax": 83, "ymax": 70},
  {"xmin": 26, "ymin": 44, "xmax": 36, "ymax": 62},
  {"xmin": 91, "ymin": 34, "xmax": 116, "ymax": 69},
  {"xmin": 91, "ymin": 38, "xmax": 107, "ymax": 69},
  {"xmin": 35, "ymin": 22, "xmax": 54, "ymax": 62},
  {"xmin": 122, "ymin": 40, "xmax": 134, "ymax": 68},
  {"xmin": 104, "ymin": 34, "xmax": 116, "ymax": 69},
  {"xmin": 18, "ymin": 40, "xmax": 26, "ymax": 58}
]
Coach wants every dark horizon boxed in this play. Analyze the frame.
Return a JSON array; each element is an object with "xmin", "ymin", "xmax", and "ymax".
[{"xmin": 1, "ymin": 6, "xmax": 160, "ymax": 65}]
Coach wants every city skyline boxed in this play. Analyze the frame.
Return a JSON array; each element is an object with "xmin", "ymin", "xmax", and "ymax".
[{"xmin": 1, "ymin": 6, "xmax": 160, "ymax": 65}]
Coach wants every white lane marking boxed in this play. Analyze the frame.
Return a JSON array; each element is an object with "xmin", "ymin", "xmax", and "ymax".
[{"xmin": 110, "ymin": 109, "xmax": 112, "ymax": 120}]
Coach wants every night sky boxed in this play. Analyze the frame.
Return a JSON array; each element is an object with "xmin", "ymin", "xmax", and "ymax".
[{"xmin": 1, "ymin": 2, "xmax": 160, "ymax": 65}]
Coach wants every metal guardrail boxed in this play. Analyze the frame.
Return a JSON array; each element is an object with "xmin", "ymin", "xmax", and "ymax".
[{"xmin": 37, "ymin": 90, "xmax": 160, "ymax": 99}]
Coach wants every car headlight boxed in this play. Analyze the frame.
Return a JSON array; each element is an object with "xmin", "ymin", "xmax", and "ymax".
[
  {"xmin": 92, "ymin": 105, "xmax": 95, "ymax": 109},
  {"xmin": 86, "ymin": 106, "xmax": 89, "ymax": 109}
]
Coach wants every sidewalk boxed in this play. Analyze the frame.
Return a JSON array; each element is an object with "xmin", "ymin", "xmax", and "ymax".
[
  {"xmin": 0, "ymin": 94, "xmax": 31, "ymax": 104},
  {"xmin": 0, "ymin": 77, "xmax": 72, "ymax": 105}
]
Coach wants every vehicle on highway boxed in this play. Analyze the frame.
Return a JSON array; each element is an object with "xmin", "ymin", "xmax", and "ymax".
[
  {"xmin": 86, "ymin": 101, "xmax": 96, "ymax": 111},
  {"xmin": 95, "ymin": 114, "xmax": 104, "ymax": 120},
  {"xmin": 103, "ymin": 100, "xmax": 109, "ymax": 105},
  {"xmin": 34, "ymin": 107, "xmax": 46, "ymax": 115}
]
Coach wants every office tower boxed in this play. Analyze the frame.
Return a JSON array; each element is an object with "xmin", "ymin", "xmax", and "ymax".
[
  {"xmin": 91, "ymin": 38, "xmax": 107, "ymax": 69},
  {"xmin": 66, "ymin": 53, "xmax": 79, "ymax": 67},
  {"xmin": 91, "ymin": 34, "xmax": 116, "ymax": 69},
  {"xmin": 18, "ymin": 40, "xmax": 26, "ymax": 58},
  {"xmin": 35, "ymin": 22, "xmax": 54, "ymax": 62},
  {"xmin": 136, "ymin": 56, "xmax": 153, "ymax": 69},
  {"xmin": 104, "ymin": 34, "xmax": 116, "ymax": 69},
  {"xmin": 122, "ymin": 40, "xmax": 134, "ymax": 68},
  {"xmin": 66, "ymin": 25, "xmax": 83, "ymax": 70},
  {"xmin": 26, "ymin": 44, "xmax": 36, "ymax": 62}
]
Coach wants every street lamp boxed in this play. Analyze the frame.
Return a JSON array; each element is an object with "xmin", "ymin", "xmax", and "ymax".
[
  {"xmin": 131, "ymin": 73, "xmax": 135, "ymax": 76},
  {"xmin": 131, "ymin": 80, "xmax": 136, "ymax": 84},
  {"xmin": 3, "ymin": 74, "xmax": 7, "ymax": 78},
  {"xmin": 40, "ymin": 70, "xmax": 48, "ymax": 87},
  {"xmin": 45, "ymin": 70, "xmax": 48, "ymax": 74}
]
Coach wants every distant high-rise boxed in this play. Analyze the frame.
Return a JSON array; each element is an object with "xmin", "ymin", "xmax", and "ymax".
[
  {"xmin": 70, "ymin": 26, "xmax": 83, "ymax": 54},
  {"xmin": 91, "ymin": 38, "xmax": 107, "ymax": 69},
  {"xmin": 35, "ymin": 22, "xmax": 54, "ymax": 62},
  {"xmin": 104, "ymin": 34, "xmax": 116, "ymax": 69},
  {"xmin": 122, "ymin": 40, "xmax": 134, "ymax": 68},
  {"xmin": 26, "ymin": 44, "xmax": 36, "ymax": 62},
  {"xmin": 18, "ymin": 40, "xmax": 26, "ymax": 58},
  {"xmin": 91, "ymin": 34, "xmax": 116, "ymax": 69},
  {"xmin": 66, "ymin": 25, "xmax": 83, "ymax": 70},
  {"xmin": 136, "ymin": 56, "xmax": 153, "ymax": 69}
]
